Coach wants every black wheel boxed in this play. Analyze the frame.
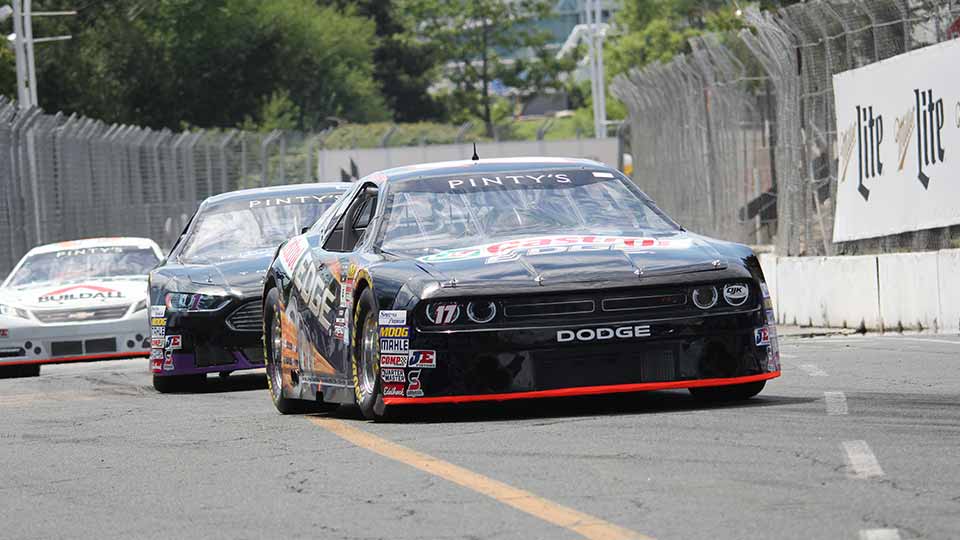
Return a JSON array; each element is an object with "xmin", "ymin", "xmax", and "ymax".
[
  {"xmin": 689, "ymin": 380, "xmax": 766, "ymax": 402},
  {"xmin": 264, "ymin": 287, "xmax": 337, "ymax": 415},
  {"xmin": 0, "ymin": 364, "xmax": 40, "ymax": 378},
  {"xmin": 152, "ymin": 373, "xmax": 205, "ymax": 393},
  {"xmin": 352, "ymin": 287, "xmax": 394, "ymax": 422}
]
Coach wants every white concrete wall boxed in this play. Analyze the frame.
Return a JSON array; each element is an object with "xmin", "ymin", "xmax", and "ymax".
[
  {"xmin": 760, "ymin": 249, "xmax": 959, "ymax": 334},
  {"xmin": 937, "ymin": 249, "xmax": 960, "ymax": 334},
  {"xmin": 877, "ymin": 252, "xmax": 941, "ymax": 331},
  {"xmin": 774, "ymin": 255, "xmax": 880, "ymax": 330}
]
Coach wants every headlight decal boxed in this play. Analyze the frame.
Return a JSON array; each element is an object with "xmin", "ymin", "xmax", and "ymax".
[
  {"xmin": 0, "ymin": 304, "xmax": 30, "ymax": 319},
  {"xmin": 164, "ymin": 292, "xmax": 227, "ymax": 312}
]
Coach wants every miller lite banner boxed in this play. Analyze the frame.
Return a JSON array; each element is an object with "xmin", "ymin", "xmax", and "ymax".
[{"xmin": 832, "ymin": 38, "xmax": 960, "ymax": 242}]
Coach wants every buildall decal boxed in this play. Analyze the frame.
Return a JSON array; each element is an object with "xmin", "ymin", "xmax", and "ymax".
[{"xmin": 38, "ymin": 285, "xmax": 123, "ymax": 303}]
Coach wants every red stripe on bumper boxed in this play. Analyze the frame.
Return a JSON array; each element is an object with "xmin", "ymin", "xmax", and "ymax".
[
  {"xmin": 5, "ymin": 352, "xmax": 149, "ymax": 366},
  {"xmin": 383, "ymin": 371, "xmax": 781, "ymax": 406}
]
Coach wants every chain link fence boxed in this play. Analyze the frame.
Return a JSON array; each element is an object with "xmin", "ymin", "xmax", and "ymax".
[
  {"xmin": 0, "ymin": 100, "xmax": 327, "ymax": 275},
  {"xmin": 613, "ymin": 0, "xmax": 960, "ymax": 256}
]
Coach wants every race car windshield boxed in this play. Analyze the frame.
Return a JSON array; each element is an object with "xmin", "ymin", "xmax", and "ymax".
[
  {"xmin": 7, "ymin": 247, "xmax": 160, "ymax": 288},
  {"xmin": 179, "ymin": 196, "xmax": 336, "ymax": 263},
  {"xmin": 379, "ymin": 169, "xmax": 679, "ymax": 257}
]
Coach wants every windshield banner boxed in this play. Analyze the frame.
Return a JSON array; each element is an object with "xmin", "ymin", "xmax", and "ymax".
[
  {"xmin": 395, "ymin": 170, "xmax": 620, "ymax": 194},
  {"xmin": 419, "ymin": 235, "xmax": 693, "ymax": 264}
]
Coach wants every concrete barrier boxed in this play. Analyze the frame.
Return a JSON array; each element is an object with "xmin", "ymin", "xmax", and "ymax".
[
  {"xmin": 760, "ymin": 248, "xmax": 958, "ymax": 334},
  {"xmin": 937, "ymin": 249, "xmax": 960, "ymax": 334},
  {"xmin": 877, "ymin": 252, "xmax": 941, "ymax": 331},
  {"xmin": 774, "ymin": 255, "xmax": 881, "ymax": 330}
]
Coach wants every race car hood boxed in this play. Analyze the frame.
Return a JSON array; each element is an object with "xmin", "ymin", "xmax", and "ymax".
[
  {"xmin": 0, "ymin": 277, "xmax": 148, "ymax": 310},
  {"xmin": 184, "ymin": 252, "xmax": 274, "ymax": 295},
  {"xmin": 410, "ymin": 232, "xmax": 734, "ymax": 290}
]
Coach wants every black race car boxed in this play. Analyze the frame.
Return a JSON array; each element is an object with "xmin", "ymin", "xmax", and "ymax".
[
  {"xmin": 148, "ymin": 183, "xmax": 349, "ymax": 392},
  {"xmin": 260, "ymin": 158, "xmax": 780, "ymax": 420}
]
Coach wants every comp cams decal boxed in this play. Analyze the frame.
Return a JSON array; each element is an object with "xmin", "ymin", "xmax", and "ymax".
[
  {"xmin": 556, "ymin": 325, "xmax": 651, "ymax": 343},
  {"xmin": 380, "ymin": 354, "xmax": 408, "ymax": 368},
  {"xmin": 419, "ymin": 235, "xmax": 693, "ymax": 264}
]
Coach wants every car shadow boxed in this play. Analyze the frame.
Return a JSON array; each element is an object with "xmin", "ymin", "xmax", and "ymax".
[
  {"xmin": 328, "ymin": 390, "xmax": 818, "ymax": 424},
  {"xmin": 189, "ymin": 372, "xmax": 268, "ymax": 394}
]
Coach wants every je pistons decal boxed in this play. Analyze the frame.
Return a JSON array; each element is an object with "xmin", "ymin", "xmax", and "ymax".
[
  {"xmin": 380, "ymin": 354, "xmax": 408, "ymax": 368},
  {"xmin": 166, "ymin": 335, "xmax": 182, "ymax": 350},
  {"xmin": 755, "ymin": 327, "xmax": 770, "ymax": 347},
  {"xmin": 381, "ymin": 368, "xmax": 405, "ymax": 383},
  {"xmin": 419, "ymin": 235, "xmax": 693, "ymax": 264},
  {"xmin": 408, "ymin": 350, "xmax": 436, "ymax": 369}
]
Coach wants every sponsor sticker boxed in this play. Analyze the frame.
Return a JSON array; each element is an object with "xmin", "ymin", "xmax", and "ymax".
[
  {"xmin": 38, "ymin": 284, "xmax": 124, "ymax": 303},
  {"xmin": 592, "ymin": 171, "xmax": 615, "ymax": 178},
  {"xmin": 379, "ymin": 337, "xmax": 409, "ymax": 355},
  {"xmin": 379, "ymin": 326, "xmax": 409, "ymax": 338},
  {"xmin": 383, "ymin": 383, "xmax": 405, "ymax": 397},
  {"xmin": 150, "ymin": 349, "xmax": 164, "ymax": 360},
  {"xmin": 426, "ymin": 303, "xmax": 460, "ymax": 325},
  {"xmin": 150, "ymin": 358, "xmax": 162, "ymax": 373},
  {"xmin": 408, "ymin": 350, "xmax": 437, "ymax": 369},
  {"xmin": 419, "ymin": 235, "xmax": 693, "ymax": 264},
  {"xmin": 150, "ymin": 317, "xmax": 166, "ymax": 327},
  {"xmin": 379, "ymin": 310, "xmax": 407, "ymax": 326},
  {"xmin": 151, "ymin": 326, "xmax": 165, "ymax": 338},
  {"xmin": 760, "ymin": 282, "xmax": 770, "ymax": 299},
  {"xmin": 380, "ymin": 354, "xmax": 408, "ymax": 368},
  {"xmin": 150, "ymin": 305, "xmax": 166, "ymax": 318},
  {"xmin": 406, "ymin": 370, "xmax": 423, "ymax": 397},
  {"xmin": 166, "ymin": 335, "xmax": 182, "ymax": 350},
  {"xmin": 765, "ymin": 309, "xmax": 776, "ymax": 325},
  {"xmin": 723, "ymin": 284, "xmax": 749, "ymax": 306},
  {"xmin": 150, "ymin": 337, "xmax": 164, "ymax": 349},
  {"xmin": 0, "ymin": 329, "xmax": 7, "ymax": 339},
  {"xmin": 755, "ymin": 327, "xmax": 770, "ymax": 347},
  {"xmin": 162, "ymin": 350, "xmax": 175, "ymax": 371},
  {"xmin": 381, "ymin": 368, "xmax": 406, "ymax": 383}
]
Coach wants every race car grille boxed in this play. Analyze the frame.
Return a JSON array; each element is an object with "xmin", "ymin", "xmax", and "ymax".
[
  {"xmin": 226, "ymin": 302, "xmax": 263, "ymax": 332},
  {"xmin": 33, "ymin": 304, "xmax": 130, "ymax": 324}
]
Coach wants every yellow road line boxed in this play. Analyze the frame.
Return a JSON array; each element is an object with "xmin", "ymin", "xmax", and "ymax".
[{"xmin": 311, "ymin": 417, "xmax": 653, "ymax": 540}]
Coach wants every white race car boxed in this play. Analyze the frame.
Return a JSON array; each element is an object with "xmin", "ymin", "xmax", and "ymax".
[{"xmin": 0, "ymin": 237, "xmax": 163, "ymax": 377}]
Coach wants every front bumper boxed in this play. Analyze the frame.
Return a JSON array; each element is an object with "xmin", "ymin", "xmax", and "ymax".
[
  {"xmin": 151, "ymin": 300, "xmax": 265, "ymax": 376},
  {"xmin": 0, "ymin": 314, "xmax": 150, "ymax": 366},
  {"xmin": 381, "ymin": 309, "xmax": 780, "ymax": 405}
]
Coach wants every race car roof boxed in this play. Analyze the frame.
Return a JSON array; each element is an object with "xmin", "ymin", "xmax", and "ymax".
[
  {"xmin": 368, "ymin": 156, "xmax": 609, "ymax": 185},
  {"xmin": 27, "ymin": 237, "xmax": 161, "ymax": 255},
  {"xmin": 202, "ymin": 182, "xmax": 349, "ymax": 210}
]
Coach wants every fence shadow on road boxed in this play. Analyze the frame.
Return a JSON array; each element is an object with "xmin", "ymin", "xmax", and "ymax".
[{"xmin": 325, "ymin": 390, "xmax": 817, "ymax": 424}]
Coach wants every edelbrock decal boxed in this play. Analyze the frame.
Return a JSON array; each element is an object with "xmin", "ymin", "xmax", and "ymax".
[
  {"xmin": 382, "ymin": 383, "xmax": 405, "ymax": 397},
  {"xmin": 556, "ymin": 325, "xmax": 651, "ymax": 343},
  {"xmin": 379, "ymin": 310, "xmax": 407, "ymax": 326},
  {"xmin": 419, "ymin": 235, "xmax": 693, "ymax": 264},
  {"xmin": 723, "ymin": 284, "xmax": 749, "ymax": 306}
]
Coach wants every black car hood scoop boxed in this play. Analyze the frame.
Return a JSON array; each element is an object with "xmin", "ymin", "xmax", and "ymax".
[{"xmin": 187, "ymin": 252, "xmax": 274, "ymax": 294}]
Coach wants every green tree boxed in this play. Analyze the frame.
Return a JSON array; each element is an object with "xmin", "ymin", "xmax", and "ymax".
[
  {"xmin": 16, "ymin": 0, "xmax": 387, "ymax": 130},
  {"xmin": 399, "ymin": 0, "xmax": 570, "ymax": 136}
]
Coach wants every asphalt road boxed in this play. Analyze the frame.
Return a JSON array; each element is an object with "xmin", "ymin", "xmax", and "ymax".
[{"xmin": 1, "ymin": 333, "xmax": 958, "ymax": 540}]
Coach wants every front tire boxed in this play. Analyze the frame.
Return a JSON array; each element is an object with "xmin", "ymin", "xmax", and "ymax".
[
  {"xmin": 264, "ymin": 287, "xmax": 337, "ymax": 415},
  {"xmin": 689, "ymin": 380, "xmax": 765, "ymax": 401},
  {"xmin": 352, "ymin": 287, "xmax": 394, "ymax": 422},
  {"xmin": 152, "ymin": 374, "xmax": 205, "ymax": 393}
]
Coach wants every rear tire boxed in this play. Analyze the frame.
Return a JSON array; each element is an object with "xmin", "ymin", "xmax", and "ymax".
[
  {"xmin": 689, "ymin": 380, "xmax": 765, "ymax": 401},
  {"xmin": 352, "ymin": 287, "xmax": 394, "ymax": 422},
  {"xmin": 0, "ymin": 364, "xmax": 40, "ymax": 378},
  {"xmin": 152, "ymin": 373, "xmax": 205, "ymax": 393},
  {"xmin": 264, "ymin": 287, "xmax": 338, "ymax": 415}
]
